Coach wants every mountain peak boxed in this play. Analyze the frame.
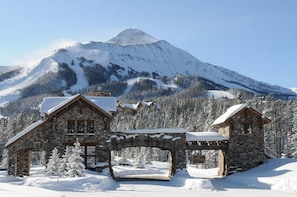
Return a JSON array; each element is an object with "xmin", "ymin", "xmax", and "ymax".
[{"xmin": 107, "ymin": 28, "xmax": 159, "ymax": 46}]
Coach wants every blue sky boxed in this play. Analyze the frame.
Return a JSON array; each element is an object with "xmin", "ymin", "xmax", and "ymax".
[{"xmin": 0, "ymin": 0, "xmax": 296, "ymax": 88}]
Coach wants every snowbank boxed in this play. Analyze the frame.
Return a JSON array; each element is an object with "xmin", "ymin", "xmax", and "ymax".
[{"xmin": 0, "ymin": 159, "xmax": 297, "ymax": 196}]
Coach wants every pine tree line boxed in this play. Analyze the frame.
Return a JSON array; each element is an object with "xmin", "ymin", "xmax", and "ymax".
[
  {"xmin": 1, "ymin": 93, "xmax": 297, "ymax": 163},
  {"xmin": 111, "ymin": 95, "xmax": 297, "ymax": 158}
]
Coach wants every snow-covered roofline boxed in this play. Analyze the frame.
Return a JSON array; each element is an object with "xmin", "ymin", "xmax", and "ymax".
[
  {"xmin": 212, "ymin": 103, "xmax": 270, "ymax": 126},
  {"xmin": 212, "ymin": 103, "xmax": 247, "ymax": 126},
  {"xmin": 5, "ymin": 120, "xmax": 44, "ymax": 147},
  {"xmin": 40, "ymin": 94, "xmax": 80, "ymax": 115},
  {"xmin": 116, "ymin": 128, "xmax": 187, "ymax": 134},
  {"xmin": 39, "ymin": 94, "xmax": 117, "ymax": 116},
  {"xmin": 186, "ymin": 132, "xmax": 228, "ymax": 142},
  {"xmin": 86, "ymin": 96, "xmax": 117, "ymax": 114},
  {"xmin": 118, "ymin": 103, "xmax": 141, "ymax": 110}
]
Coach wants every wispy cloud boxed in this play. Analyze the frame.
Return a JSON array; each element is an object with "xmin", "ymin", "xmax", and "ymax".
[{"xmin": 12, "ymin": 39, "xmax": 77, "ymax": 67}]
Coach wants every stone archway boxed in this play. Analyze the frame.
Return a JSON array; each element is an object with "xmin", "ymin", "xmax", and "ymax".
[
  {"xmin": 186, "ymin": 132, "xmax": 229, "ymax": 176},
  {"xmin": 110, "ymin": 147, "xmax": 173, "ymax": 180},
  {"xmin": 106, "ymin": 132, "xmax": 186, "ymax": 180}
]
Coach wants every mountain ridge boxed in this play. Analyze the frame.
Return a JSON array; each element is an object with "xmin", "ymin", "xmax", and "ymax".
[{"xmin": 0, "ymin": 28, "xmax": 295, "ymax": 105}]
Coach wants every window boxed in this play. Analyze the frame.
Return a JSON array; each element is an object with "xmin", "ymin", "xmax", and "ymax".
[
  {"xmin": 77, "ymin": 120, "xmax": 85, "ymax": 134},
  {"xmin": 87, "ymin": 146, "xmax": 96, "ymax": 155},
  {"xmin": 76, "ymin": 145, "xmax": 96, "ymax": 168},
  {"xmin": 87, "ymin": 120, "xmax": 95, "ymax": 134},
  {"xmin": 241, "ymin": 123, "xmax": 253, "ymax": 134},
  {"xmin": 86, "ymin": 146, "xmax": 96, "ymax": 168},
  {"xmin": 67, "ymin": 121, "xmax": 75, "ymax": 134},
  {"xmin": 67, "ymin": 120, "xmax": 97, "ymax": 135}
]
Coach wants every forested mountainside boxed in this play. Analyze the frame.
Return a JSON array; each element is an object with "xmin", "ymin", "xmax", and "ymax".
[
  {"xmin": 0, "ymin": 28, "xmax": 295, "ymax": 107},
  {"xmin": 1, "ymin": 92, "xmax": 297, "ymax": 161},
  {"xmin": 0, "ymin": 28, "xmax": 296, "ymax": 162}
]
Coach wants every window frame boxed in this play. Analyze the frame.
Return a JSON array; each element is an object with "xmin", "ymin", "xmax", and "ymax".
[
  {"xmin": 77, "ymin": 120, "xmax": 85, "ymax": 135},
  {"xmin": 87, "ymin": 120, "xmax": 95, "ymax": 134},
  {"xmin": 67, "ymin": 120, "xmax": 76, "ymax": 135}
]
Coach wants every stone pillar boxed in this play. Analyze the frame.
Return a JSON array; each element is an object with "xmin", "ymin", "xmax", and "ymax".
[
  {"xmin": 218, "ymin": 150, "xmax": 228, "ymax": 176},
  {"xmin": 7, "ymin": 149, "xmax": 16, "ymax": 176},
  {"xmin": 16, "ymin": 150, "xmax": 30, "ymax": 177}
]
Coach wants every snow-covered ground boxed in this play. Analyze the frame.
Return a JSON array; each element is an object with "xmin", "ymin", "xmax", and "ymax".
[
  {"xmin": 125, "ymin": 77, "xmax": 178, "ymax": 94},
  {"xmin": 1, "ymin": 158, "xmax": 297, "ymax": 196}
]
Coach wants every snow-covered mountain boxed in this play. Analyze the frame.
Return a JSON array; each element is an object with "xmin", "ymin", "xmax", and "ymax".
[{"xmin": 0, "ymin": 28, "xmax": 295, "ymax": 105}]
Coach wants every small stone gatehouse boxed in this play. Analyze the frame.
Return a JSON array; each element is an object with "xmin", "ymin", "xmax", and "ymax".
[{"xmin": 212, "ymin": 103, "xmax": 271, "ymax": 174}]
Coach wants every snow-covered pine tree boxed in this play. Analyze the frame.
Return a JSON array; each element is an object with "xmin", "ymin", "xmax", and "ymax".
[
  {"xmin": 144, "ymin": 147, "xmax": 152, "ymax": 165},
  {"xmin": 288, "ymin": 99, "xmax": 297, "ymax": 158},
  {"xmin": 40, "ymin": 151, "xmax": 46, "ymax": 166},
  {"xmin": 59, "ymin": 146, "xmax": 71, "ymax": 176},
  {"xmin": 134, "ymin": 147, "xmax": 146, "ymax": 168},
  {"xmin": 0, "ymin": 149, "xmax": 8, "ymax": 167},
  {"xmin": 67, "ymin": 141, "xmax": 85, "ymax": 177},
  {"xmin": 46, "ymin": 148, "xmax": 61, "ymax": 176}
]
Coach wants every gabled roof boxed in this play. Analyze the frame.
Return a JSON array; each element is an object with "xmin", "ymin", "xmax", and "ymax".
[
  {"xmin": 186, "ymin": 132, "xmax": 228, "ymax": 142},
  {"xmin": 5, "ymin": 94, "xmax": 117, "ymax": 148},
  {"xmin": 212, "ymin": 103, "xmax": 270, "ymax": 126},
  {"xmin": 39, "ymin": 94, "xmax": 117, "ymax": 118},
  {"xmin": 116, "ymin": 128, "xmax": 187, "ymax": 134},
  {"xmin": 5, "ymin": 120, "xmax": 45, "ymax": 147}
]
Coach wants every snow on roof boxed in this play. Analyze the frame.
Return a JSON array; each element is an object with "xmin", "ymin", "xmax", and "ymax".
[
  {"xmin": 119, "ymin": 103, "xmax": 140, "ymax": 110},
  {"xmin": 212, "ymin": 103, "xmax": 247, "ymax": 126},
  {"xmin": 86, "ymin": 96, "xmax": 117, "ymax": 113},
  {"xmin": 5, "ymin": 120, "xmax": 44, "ymax": 147},
  {"xmin": 142, "ymin": 101, "xmax": 154, "ymax": 106},
  {"xmin": 117, "ymin": 128, "xmax": 187, "ymax": 134},
  {"xmin": 186, "ymin": 132, "xmax": 227, "ymax": 142},
  {"xmin": 39, "ymin": 94, "xmax": 117, "ymax": 115},
  {"xmin": 39, "ymin": 94, "xmax": 79, "ymax": 115}
]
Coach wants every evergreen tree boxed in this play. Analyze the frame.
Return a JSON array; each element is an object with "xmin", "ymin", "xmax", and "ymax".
[
  {"xmin": 46, "ymin": 148, "xmax": 61, "ymax": 176},
  {"xmin": 0, "ymin": 149, "xmax": 8, "ymax": 167},
  {"xmin": 134, "ymin": 147, "xmax": 146, "ymax": 168},
  {"xmin": 59, "ymin": 146, "xmax": 71, "ymax": 176},
  {"xmin": 67, "ymin": 141, "xmax": 85, "ymax": 177},
  {"xmin": 289, "ymin": 99, "xmax": 297, "ymax": 158},
  {"xmin": 40, "ymin": 151, "xmax": 46, "ymax": 166}
]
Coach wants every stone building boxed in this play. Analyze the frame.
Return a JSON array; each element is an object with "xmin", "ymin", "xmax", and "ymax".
[
  {"xmin": 212, "ymin": 103, "xmax": 271, "ymax": 174},
  {"xmin": 5, "ymin": 94, "xmax": 117, "ymax": 176},
  {"xmin": 5, "ymin": 99, "xmax": 271, "ymax": 178},
  {"xmin": 116, "ymin": 102, "xmax": 143, "ymax": 115}
]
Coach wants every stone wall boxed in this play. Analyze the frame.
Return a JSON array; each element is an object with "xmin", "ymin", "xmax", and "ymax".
[{"xmin": 7, "ymin": 99, "xmax": 113, "ymax": 176}]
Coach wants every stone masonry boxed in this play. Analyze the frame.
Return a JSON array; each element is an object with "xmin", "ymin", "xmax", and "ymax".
[{"xmin": 5, "ymin": 95, "xmax": 115, "ymax": 176}]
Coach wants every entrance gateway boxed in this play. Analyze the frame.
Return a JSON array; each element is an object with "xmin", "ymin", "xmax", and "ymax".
[
  {"xmin": 4, "ymin": 95, "xmax": 270, "ymax": 178},
  {"xmin": 106, "ymin": 128, "xmax": 229, "ymax": 180}
]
